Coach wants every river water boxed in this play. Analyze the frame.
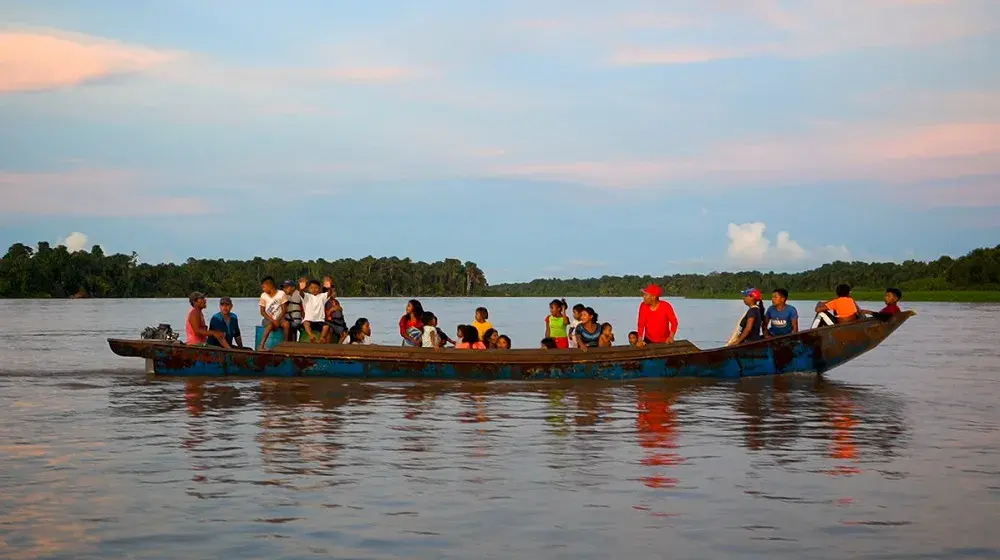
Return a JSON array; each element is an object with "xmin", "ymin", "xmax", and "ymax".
[{"xmin": 0, "ymin": 298, "xmax": 997, "ymax": 559}]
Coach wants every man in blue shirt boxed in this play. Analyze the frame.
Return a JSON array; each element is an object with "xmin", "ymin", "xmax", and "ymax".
[
  {"xmin": 764, "ymin": 288, "xmax": 799, "ymax": 337},
  {"xmin": 208, "ymin": 297, "xmax": 243, "ymax": 348}
]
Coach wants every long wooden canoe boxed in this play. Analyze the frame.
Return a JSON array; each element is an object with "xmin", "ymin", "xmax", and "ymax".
[{"xmin": 108, "ymin": 311, "xmax": 913, "ymax": 380}]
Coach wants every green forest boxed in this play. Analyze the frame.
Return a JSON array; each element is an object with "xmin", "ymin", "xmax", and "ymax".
[
  {"xmin": 489, "ymin": 245, "xmax": 1000, "ymax": 300},
  {"xmin": 1, "ymin": 241, "xmax": 998, "ymax": 300},
  {"xmin": 0, "ymin": 242, "xmax": 488, "ymax": 298}
]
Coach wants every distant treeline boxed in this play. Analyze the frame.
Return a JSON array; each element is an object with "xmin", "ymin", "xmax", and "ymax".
[
  {"xmin": 2, "ymin": 241, "xmax": 998, "ymax": 299},
  {"xmin": 0, "ymin": 242, "xmax": 488, "ymax": 298},
  {"xmin": 488, "ymin": 245, "xmax": 1000, "ymax": 297}
]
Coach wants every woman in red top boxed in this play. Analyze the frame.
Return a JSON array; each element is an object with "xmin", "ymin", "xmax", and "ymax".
[
  {"xmin": 636, "ymin": 284, "xmax": 678, "ymax": 346},
  {"xmin": 398, "ymin": 299, "xmax": 424, "ymax": 346}
]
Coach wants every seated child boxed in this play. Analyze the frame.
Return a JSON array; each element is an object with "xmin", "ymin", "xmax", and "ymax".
[
  {"xmin": 628, "ymin": 331, "xmax": 639, "ymax": 346},
  {"xmin": 598, "ymin": 323, "xmax": 615, "ymax": 347},
  {"xmin": 300, "ymin": 280, "xmax": 331, "ymax": 343},
  {"xmin": 765, "ymin": 288, "xmax": 798, "ymax": 337},
  {"xmin": 861, "ymin": 288, "xmax": 903, "ymax": 319},
  {"xmin": 281, "ymin": 280, "xmax": 303, "ymax": 341},
  {"xmin": 497, "ymin": 335, "xmax": 511, "ymax": 349},
  {"xmin": 812, "ymin": 284, "xmax": 860, "ymax": 328},
  {"xmin": 540, "ymin": 337, "xmax": 558, "ymax": 349},
  {"xmin": 455, "ymin": 325, "xmax": 486, "ymax": 350}
]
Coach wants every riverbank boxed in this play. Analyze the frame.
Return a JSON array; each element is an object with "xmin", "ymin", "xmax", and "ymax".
[{"xmin": 682, "ymin": 290, "xmax": 1000, "ymax": 303}]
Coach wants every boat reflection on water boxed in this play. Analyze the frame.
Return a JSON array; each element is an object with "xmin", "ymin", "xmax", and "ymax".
[{"xmin": 122, "ymin": 375, "xmax": 909, "ymax": 495}]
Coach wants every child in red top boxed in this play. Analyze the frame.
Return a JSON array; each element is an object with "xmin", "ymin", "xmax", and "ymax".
[{"xmin": 862, "ymin": 288, "xmax": 903, "ymax": 319}]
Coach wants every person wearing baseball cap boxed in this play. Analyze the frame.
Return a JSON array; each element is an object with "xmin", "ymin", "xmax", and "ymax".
[
  {"xmin": 208, "ymin": 296, "xmax": 243, "ymax": 348},
  {"xmin": 185, "ymin": 291, "xmax": 230, "ymax": 348},
  {"xmin": 728, "ymin": 288, "xmax": 765, "ymax": 346},
  {"xmin": 636, "ymin": 283, "xmax": 679, "ymax": 346}
]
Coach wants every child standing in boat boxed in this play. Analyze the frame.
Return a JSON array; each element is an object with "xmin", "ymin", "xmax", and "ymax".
[
  {"xmin": 568, "ymin": 304, "xmax": 585, "ymax": 349},
  {"xmin": 421, "ymin": 312, "xmax": 440, "ymax": 350},
  {"xmin": 544, "ymin": 299, "xmax": 571, "ymax": 349},
  {"xmin": 472, "ymin": 307, "xmax": 493, "ymax": 340}
]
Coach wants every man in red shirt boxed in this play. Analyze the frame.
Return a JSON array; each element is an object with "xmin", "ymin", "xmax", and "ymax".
[{"xmin": 636, "ymin": 284, "xmax": 679, "ymax": 346}]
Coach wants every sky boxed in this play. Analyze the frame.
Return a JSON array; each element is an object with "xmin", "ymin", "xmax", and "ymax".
[{"xmin": 1, "ymin": 0, "xmax": 998, "ymax": 283}]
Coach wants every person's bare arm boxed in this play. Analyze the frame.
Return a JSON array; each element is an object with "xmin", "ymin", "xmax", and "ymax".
[
  {"xmin": 815, "ymin": 301, "xmax": 829, "ymax": 313},
  {"xmin": 544, "ymin": 318, "xmax": 550, "ymax": 339},
  {"xmin": 730, "ymin": 317, "xmax": 755, "ymax": 346},
  {"xmin": 791, "ymin": 317, "xmax": 799, "ymax": 333}
]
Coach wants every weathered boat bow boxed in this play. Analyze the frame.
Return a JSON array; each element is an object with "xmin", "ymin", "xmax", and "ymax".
[{"xmin": 108, "ymin": 311, "xmax": 913, "ymax": 380}]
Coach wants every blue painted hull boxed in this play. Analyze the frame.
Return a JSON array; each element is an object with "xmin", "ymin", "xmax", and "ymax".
[{"xmin": 108, "ymin": 312, "xmax": 912, "ymax": 380}]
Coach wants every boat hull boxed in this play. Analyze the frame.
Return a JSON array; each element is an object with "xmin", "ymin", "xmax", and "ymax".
[{"xmin": 108, "ymin": 312, "xmax": 912, "ymax": 380}]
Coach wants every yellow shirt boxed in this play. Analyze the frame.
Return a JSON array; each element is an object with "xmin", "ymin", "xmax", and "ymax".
[{"xmin": 472, "ymin": 320, "xmax": 493, "ymax": 339}]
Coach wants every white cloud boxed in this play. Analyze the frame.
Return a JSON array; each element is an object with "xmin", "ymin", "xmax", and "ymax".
[
  {"xmin": 727, "ymin": 222, "xmax": 850, "ymax": 267},
  {"xmin": 59, "ymin": 232, "xmax": 89, "ymax": 252}
]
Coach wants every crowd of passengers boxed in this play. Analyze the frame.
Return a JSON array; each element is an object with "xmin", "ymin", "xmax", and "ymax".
[{"xmin": 183, "ymin": 276, "xmax": 905, "ymax": 351}]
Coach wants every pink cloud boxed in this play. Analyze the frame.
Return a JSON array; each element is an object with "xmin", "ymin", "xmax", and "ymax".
[
  {"xmin": 609, "ymin": 47, "xmax": 746, "ymax": 66},
  {"xmin": 0, "ymin": 168, "xmax": 209, "ymax": 216},
  {"xmin": 490, "ymin": 120, "xmax": 1000, "ymax": 194},
  {"xmin": 875, "ymin": 123, "xmax": 1000, "ymax": 160},
  {"xmin": 606, "ymin": 0, "xmax": 991, "ymax": 66},
  {"xmin": 0, "ymin": 30, "xmax": 180, "ymax": 93}
]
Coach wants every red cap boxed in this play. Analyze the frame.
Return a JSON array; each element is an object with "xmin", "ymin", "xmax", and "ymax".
[
  {"xmin": 642, "ymin": 284, "xmax": 663, "ymax": 298},
  {"xmin": 741, "ymin": 288, "xmax": 762, "ymax": 301}
]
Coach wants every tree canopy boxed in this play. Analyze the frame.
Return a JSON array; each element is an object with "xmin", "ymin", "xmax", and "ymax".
[
  {"xmin": 488, "ymin": 245, "xmax": 1000, "ymax": 297},
  {"xmin": 1, "ymin": 241, "xmax": 998, "ymax": 299},
  {"xmin": 0, "ymin": 243, "xmax": 488, "ymax": 298}
]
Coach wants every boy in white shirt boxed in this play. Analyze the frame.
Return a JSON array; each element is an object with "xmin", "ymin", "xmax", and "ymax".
[
  {"xmin": 301, "ymin": 280, "xmax": 331, "ymax": 343},
  {"xmin": 258, "ymin": 276, "xmax": 289, "ymax": 350}
]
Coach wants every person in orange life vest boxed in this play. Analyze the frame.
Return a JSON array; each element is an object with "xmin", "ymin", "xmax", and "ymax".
[
  {"xmin": 635, "ymin": 284, "xmax": 678, "ymax": 347},
  {"xmin": 812, "ymin": 284, "xmax": 861, "ymax": 328}
]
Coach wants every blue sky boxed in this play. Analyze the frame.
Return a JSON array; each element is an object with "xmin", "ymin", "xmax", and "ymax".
[{"xmin": 1, "ymin": 0, "xmax": 998, "ymax": 283}]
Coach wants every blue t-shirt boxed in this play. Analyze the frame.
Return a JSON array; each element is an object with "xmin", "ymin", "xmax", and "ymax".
[
  {"xmin": 208, "ymin": 312, "xmax": 241, "ymax": 346},
  {"xmin": 765, "ymin": 305, "xmax": 798, "ymax": 336}
]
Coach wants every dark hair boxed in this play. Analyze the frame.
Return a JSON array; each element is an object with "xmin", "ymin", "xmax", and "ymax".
[
  {"xmin": 407, "ymin": 299, "xmax": 424, "ymax": 320},
  {"xmin": 421, "ymin": 311, "xmax": 436, "ymax": 325},
  {"xmin": 583, "ymin": 306, "xmax": 599, "ymax": 323},
  {"xmin": 887, "ymin": 287, "xmax": 902, "ymax": 300},
  {"xmin": 541, "ymin": 337, "xmax": 557, "ymax": 349},
  {"xmin": 836, "ymin": 284, "xmax": 852, "ymax": 298},
  {"xmin": 628, "ymin": 331, "xmax": 639, "ymax": 338},
  {"xmin": 773, "ymin": 288, "xmax": 789, "ymax": 299},
  {"xmin": 261, "ymin": 276, "xmax": 275, "ymax": 286},
  {"xmin": 550, "ymin": 299, "xmax": 567, "ymax": 311},
  {"xmin": 348, "ymin": 325, "xmax": 364, "ymax": 343},
  {"xmin": 482, "ymin": 328, "xmax": 498, "ymax": 348},
  {"xmin": 572, "ymin": 303, "xmax": 586, "ymax": 313},
  {"xmin": 476, "ymin": 306, "xmax": 489, "ymax": 320},
  {"xmin": 498, "ymin": 335, "xmax": 511, "ymax": 347},
  {"xmin": 354, "ymin": 317, "xmax": 369, "ymax": 329},
  {"xmin": 601, "ymin": 322, "xmax": 613, "ymax": 331},
  {"xmin": 307, "ymin": 279, "xmax": 321, "ymax": 288},
  {"xmin": 461, "ymin": 326, "xmax": 481, "ymax": 345}
]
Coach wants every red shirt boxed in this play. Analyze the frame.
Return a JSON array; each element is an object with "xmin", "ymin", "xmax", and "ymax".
[
  {"xmin": 398, "ymin": 315, "xmax": 423, "ymax": 337},
  {"xmin": 637, "ymin": 301, "xmax": 678, "ymax": 343},
  {"xmin": 879, "ymin": 303, "xmax": 901, "ymax": 315}
]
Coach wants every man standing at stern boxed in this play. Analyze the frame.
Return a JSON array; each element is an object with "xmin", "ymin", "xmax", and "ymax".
[{"xmin": 636, "ymin": 284, "xmax": 679, "ymax": 347}]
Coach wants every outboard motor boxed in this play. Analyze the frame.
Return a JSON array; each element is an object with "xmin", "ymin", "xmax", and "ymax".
[{"xmin": 141, "ymin": 323, "xmax": 180, "ymax": 342}]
